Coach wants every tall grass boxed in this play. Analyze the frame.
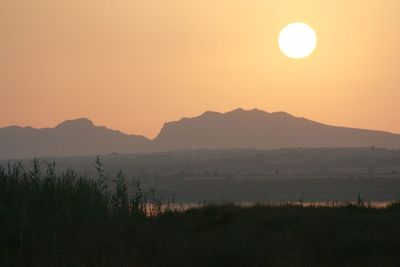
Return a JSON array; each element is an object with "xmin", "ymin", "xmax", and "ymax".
[{"xmin": 0, "ymin": 157, "xmax": 165, "ymax": 266}]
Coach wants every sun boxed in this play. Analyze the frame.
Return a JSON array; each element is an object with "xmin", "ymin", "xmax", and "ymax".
[{"xmin": 278, "ymin": 22, "xmax": 317, "ymax": 59}]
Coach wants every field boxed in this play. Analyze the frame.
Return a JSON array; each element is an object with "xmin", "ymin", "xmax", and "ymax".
[
  {"xmin": 1, "ymin": 157, "xmax": 400, "ymax": 266},
  {"xmin": 3, "ymin": 148, "xmax": 400, "ymax": 203}
]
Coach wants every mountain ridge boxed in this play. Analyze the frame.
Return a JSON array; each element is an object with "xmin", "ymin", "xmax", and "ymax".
[
  {"xmin": 1, "ymin": 109, "xmax": 400, "ymax": 159},
  {"xmin": 153, "ymin": 109, "xmax": 400, "ymax": 151}
]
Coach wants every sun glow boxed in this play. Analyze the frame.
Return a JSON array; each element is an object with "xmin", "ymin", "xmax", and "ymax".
[{"xmin": 278, "ymin": 22, "xmax": 317, "ymax": 59}]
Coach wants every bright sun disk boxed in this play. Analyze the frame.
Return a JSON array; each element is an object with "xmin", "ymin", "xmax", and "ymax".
[{"xmin": 278, "ymin": 22, "xmax": 317, "ymax": 59}]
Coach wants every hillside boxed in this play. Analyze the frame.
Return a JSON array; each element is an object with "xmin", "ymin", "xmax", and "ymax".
[
  {"xmin": 0, "ymin": 118, "xmax": 150, "ymax": 159},
  {"xmin": 154, "ymin": 108, "xmax": 400, "ymax": 150}
]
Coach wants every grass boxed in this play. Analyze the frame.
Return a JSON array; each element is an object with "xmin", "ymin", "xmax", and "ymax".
[{"xmin": 1, "ymin": 158, "xmax": 400, "ymax": 266}]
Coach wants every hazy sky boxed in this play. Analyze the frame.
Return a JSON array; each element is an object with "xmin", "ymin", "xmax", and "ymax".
[{"xmin": 1, "ymin": 0, "xmax": 400, "ymax": 138}]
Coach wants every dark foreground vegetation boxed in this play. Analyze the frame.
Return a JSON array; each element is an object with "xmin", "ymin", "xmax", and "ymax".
[{"xmin": 1, "ymin": 159, "xmax": 400, "ymax": 267}]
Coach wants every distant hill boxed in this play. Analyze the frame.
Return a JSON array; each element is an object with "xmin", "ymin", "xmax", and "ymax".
[
  {"xmin": 153, "ymin": 108, "xmax": 400, "ymax": 150},
  {"xmin": 1, "ymin": 109, "xmax": 400, "ymax": 159},
  {"xmin": 0, "ymin": 118, "xmax": 150, "ymax": 159}
]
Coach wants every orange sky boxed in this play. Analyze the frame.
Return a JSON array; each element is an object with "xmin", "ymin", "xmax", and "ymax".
[{"xmin": 1, "ymin": 0, "xmax": 400, "ymax": 138}]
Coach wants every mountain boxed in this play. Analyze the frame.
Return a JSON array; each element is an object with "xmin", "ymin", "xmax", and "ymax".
[
  {"xmin": 1, "ymin": 109, "xmax": 400, "ymax": 159},
  {"xmin": 153, "ymin": 108, "xmax": 400, "ymax": 150},
  {"xmin": 0, "ymin": 118, "xmax": 150, "ymax": 159}
]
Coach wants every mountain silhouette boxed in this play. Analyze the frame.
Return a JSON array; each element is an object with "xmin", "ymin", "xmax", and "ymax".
[
  {"xmin": 153, "ymin": 108, "xmax": 400, "ymax": 150},
  {"xmin": 0, "ymin": 118, "xmax": 150, "ymax": 159},
  {"xmin": 1, "ymin": 109, "xmax": 400, "ymax": 159}
]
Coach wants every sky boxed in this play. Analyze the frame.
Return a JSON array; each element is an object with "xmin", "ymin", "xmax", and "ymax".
[{"xmin": 1, "ymin": 0, "xmax": 400, "ymax": 138}]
